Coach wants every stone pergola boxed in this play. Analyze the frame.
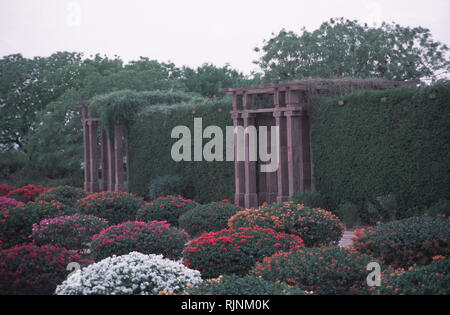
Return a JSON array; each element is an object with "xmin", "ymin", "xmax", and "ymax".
[
  {"xmin": 219, "ymin": 79, "xmax": 414, "ymax": 208},
  {"xmin": 76, "ymin": 102, "xmax": 128, "ymax": 193}
]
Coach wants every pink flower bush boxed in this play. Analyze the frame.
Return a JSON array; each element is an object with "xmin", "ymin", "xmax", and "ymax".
[
  {"xmin": 90, "ymin": 220, "xmax": 189, "ymax": 261},
  {"xmin": 0, "ymin": 196, "xmax": 23, "ymax": 210}
]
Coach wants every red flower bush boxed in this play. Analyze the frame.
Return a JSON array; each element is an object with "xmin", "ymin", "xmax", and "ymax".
[
  {"xmin": 0, "ymin": 196, "xmax": 23, "ymax": 210},
  {"xmin": 0, "ymin": 243, "xmax": 92, "ymax": 295},
  {"xmin": 0, "ymin": 184, "xmax": 14, "ymax": 196},
  {"xmin": 90, "ymin": 220, "xmax": 189, "ymax": 261},
  {"xmin": 0, "ymin": 200, "xmax": 77, "ymax": 249},
  {"xmin": 352, "ymin": 216, "xmax": 450, "ymax": 269},
  {"xmin": 7, "ymin": 184, "xmax": 48, "ymax": 203},
  {"xmin": 137, "ymin": 195, "xmax": 197, "ymax": 226},
  {"xmin": 75, "ymin": 191, "xmax": 145, "ymax": 224},
  {"xmin": 183, "ymin": 227, "xmax": 305, "ymax": 278}
]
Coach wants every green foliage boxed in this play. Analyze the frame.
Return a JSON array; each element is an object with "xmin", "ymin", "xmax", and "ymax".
[
  {"xmin": 129, "ymin": 98, "xmax": 235, "ymax": 203},
  {"xmin": 136, "ymin": 195, "xmax": 198, "ymax": 226},
  {"xmin": 187, "ymin": 274, "xmax": 306, "ymax": 295},
  {"xmin": 311, "ymin": 83, "xmax": 450, "ymax": 217},
  {"xmin": 291, "ymin": 190, "xmax": 328, "ymax": 209},
  {"xmin": 183, "ymin": 227, "xmax": 304, "ymax": 279},
  {"xmin": 90, "ymin": 220, "xmax": 189, "ymax": 261},
  {"xmin": 228, "ymin": 201, "xmax": 345, "ymax": 247},
  {"xmin": 375, "ymin": 258, "xmax": 449, "ymax": 295},
  {"xmin": 352, "ymin": 217, "xmax": 450, "ymax": 268},
  {"xmin": 36, "ymin": 185, "xmax": 88, "ymax": 207},
  {"xmin": 178, "ymin": 201, "xmax": 241, "ymax": 237},
  {"xmin": 255, "ymin": 17, "xmax": 449, "ymax": 82},
  {"xmin": 147, "ymin": 175, "xmax": 188, "ymax": 201},
  {"xmin": 336, "ymin": 202, "xmax": 361, "ymax": 228},
  {"xmin": 75, "ymin": 191, "xmax": 145, "ymax": 225},
  {"xmin": 251, "ymin": 246, "xmax": 377, "ymax": 295},
  {"xmin": 0, "ymin": 200, "xmax": 78, "ymax": 249}
]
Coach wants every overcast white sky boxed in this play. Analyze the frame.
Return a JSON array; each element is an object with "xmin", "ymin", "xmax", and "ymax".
[{"xmin": 1, "ymin": 0, "xmax": 449, "ymax": 74}]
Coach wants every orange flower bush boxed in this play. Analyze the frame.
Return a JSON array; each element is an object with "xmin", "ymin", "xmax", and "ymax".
[
  {"xmin": 228, "ymin": 201, "xmax": 345, "ymax": 247},
  {"xmin": 75, "ymin": 191, "xmax": 145, "ymax": 224}
]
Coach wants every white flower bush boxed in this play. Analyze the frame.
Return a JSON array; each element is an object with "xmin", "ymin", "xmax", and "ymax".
[{"xmin": 55, "ymin": 252, "xmax": 202, "ymax": 295}]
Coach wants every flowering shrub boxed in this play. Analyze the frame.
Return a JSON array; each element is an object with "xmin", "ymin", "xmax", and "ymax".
[
  {"xmin": 178, "ymin": 200, "xmax": 241, "ymax": 236},
  {"xmin": 0, "ymin": 184, "xmax": 14, "ymax": 196},
  {"xmin": 32, "ymin": 214, "xmax": 108, "ymax": 251},
  {"xmin": 374, "ymin": 257, "xmax": 449, "ymax": 295},
  {"xmin": 55, "ymin": 252, "xmax": 202, "ymax": 295},
  {"xmin": 251, "ymin": 246, "xmax": 377, "ymax": 295},
  {"xmin": 0, "ymin": 200, "xmax": 78, "ymax": 248},
  {"xmin": 0, "ymin": 243, "xmax": 92, "ymax": 295},
  {"xmin": 352, "ymin": 216, "xmax": 450, "ymax": 268},
  {"xmin": 90, "ymin": 220, "xmax": 189, "ymax": 261},
  {"xmin": 137, "ymin": 195, "xmax": 197, "ymax": 226},
  {"xmin": 187, "ymin": 274, "xmax": 307, "ymax": 295},
  {"xmin": 183, "ymin": 227, "xmax": 304, "ymax": 278},
  {"xmin": 7, "ymin": 184, "xmax": 48, "ymax": 203},
  {"xmin": 0, "ymin": 196, "xmax": 23, "ymax": 210},
  {"xmin": 75, "ymin": 191, "xmax": 145, "ymax": 224},
  {"xmin": 36, "ymin": 185, "xmax": 88, "ymax": 207},
  {"xmin": 228, "ymin": 201, "xmax": 345, "ymax": 247}
]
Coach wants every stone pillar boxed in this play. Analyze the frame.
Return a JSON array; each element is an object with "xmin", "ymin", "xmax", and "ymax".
[
  {"xmin": 266, "ymin": 118, "xmax": 278, "ymax": 203},
  {"xmin": 114, "ymin": 124, "xmax": 125, "ymax": 191},
  {"xmin": 82, "ymin": 117, "xmax": 91, "ymax": 192},
  {"xmin": 299, "ymin": 113, "xmax": 312, "ymax": 191},
  {"xmin": 274, "ymin": 110, "xmax": 289, "ymax": 203},
  {"xmin": 107, "ymin": 135, "xmax": 115, "ymax": 191},
  {"xmin": 243, "ymin": 112, "xmax": 258, "ymax": 208},
  {"xmin": 88, "ymin": 120, "xmax": 99, "ymax": 192},
  {"xmin": 285, "ymin": 110, "xmax": 303, "ymax": 197},
  {"xmin": 100, "ymin": 129, "xmax": 108, "ymax": 191},
  {"xmin": 232, "ymin": 111, "xmax": 245, "ymax": 207}
]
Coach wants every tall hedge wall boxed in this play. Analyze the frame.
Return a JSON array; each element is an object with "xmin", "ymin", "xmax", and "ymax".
[
  {"xmin": 311, "ymin": 83, "xmax": 450, "ymax": 215},
  {"xmin": 128, "ymin": 99, "xmax": 235, "ymax": 203}
]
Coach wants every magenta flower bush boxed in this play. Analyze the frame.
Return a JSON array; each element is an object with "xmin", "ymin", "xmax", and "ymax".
[
  {"xmin": 0, "ymin": 196, "xmax": 23, "ymax": 211},
  {"xmin": 90, "ymin": 220, "xmax": 189, "ymax": 261},
  {"xmin": 32, "ymin": 214, "xmax": 109, "ymax": 251}
]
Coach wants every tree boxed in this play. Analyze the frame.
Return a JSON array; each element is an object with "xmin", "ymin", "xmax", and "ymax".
[{"xmin": 254, "ymin": 18, "xmax": 449, "ymax": 83}]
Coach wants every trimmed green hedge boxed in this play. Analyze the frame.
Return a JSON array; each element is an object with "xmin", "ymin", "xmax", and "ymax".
[
  {"xmin": 311, "ymin": 83, "xmax": 450, "ymax": 217},
  {"xmin": 128, "ymin": 99, "xmax": 234, "ymax": 203}
]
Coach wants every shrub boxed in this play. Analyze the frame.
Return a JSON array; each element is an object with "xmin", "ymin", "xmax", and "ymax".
[
  {"xmin": 36, "ymin": 185, "xmax": 88, "ymax": 207},
  {"xmin": 251, "ymin": 246, "xmax": 377, "ymax": 295},
  {"xmin": 90, "ymin": 220, "xmax": 189, "ymax": 261},
  {"xmin": 352, "ymin": 216, "xmax": 450, "ymax": 268},
  {"xmin": 375, "ymin": 257, "xmax": 449, "ymax": 295},
  {"xmin": 179, "ymin": 200, "xmax": 241, "ymax": 236},
  {"xmin": 187, "ymin": 274, "xmax": 307, "ymax": 295},
  {"xmin": 291, "ymin": 190, "xmax": 328, "ymax": 209},
  {"xmin": 0, "ymin": 243, "xmax": 92, "ymax": 295},
  {"xmin": 425, "ymin": 200, "xmax": 450, "ymax": 218},
  {"xmin": 75, "ymin": 191, "xmax": 145, "ymax": 225},
  {"xmin": 0, "ymin": 200, "xmax": 78, "ymax": 248},
  {"xmin": 0, "ymin": 196, "xmax": 23, "ymax": 210},
  {"xmin": 183, "ymin": 227, "xmax": 304, "ymax": 278},
  {"xmin": 7, "ymin": 184, "xmax": 48, "ymax": 203},
  {"xmin": 136, "ymin": 195, "xmax": 197, "ymax": 226},
  {"xmin": 148, "ymin": 175, "xmax": 186, "ymax": 201},
  {"xmin": 228, "ymin": 201, "xmax": 345, "ymax": 247},
  {"xmin": 336, "ymin": 202, "xmax": 361, "ymax": 228},
  {"xmin": 32, "ymin": 214, "xmax": 108, "ymax": 251},
  {"xmin": 0, "ymin": 184, "xmax": 14, "ymax": 196},
  {"xmin": 55, "ymin": 252, "xmax": 202, "ymax": 295}
]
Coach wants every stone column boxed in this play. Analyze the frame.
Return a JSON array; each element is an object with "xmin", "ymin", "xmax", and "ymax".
[
  {"xmin": 100, "ymin": 129, "xmax": 108, "ymax": 191},
  {"xmin": 232, "ymin": 111, "xmax": 245, "ymax": 207},
  {"xmin": 274, "ymin": 110, "xmax": 289, "ymax": 203},
  {"xmin": 88, "ymin": 120, "xmax": 99, "ymax": 193},
  {"xmin": 114, "ymin": 124, "xmax": 125, "ymax": 191},
  {"xmin": 299, "ymin": 113, "xmax": 312, "ymax": 191},
  {"xmin": 242, "ymin": 112, "xmax": 258, "ymax": 208},
  {"xmin": 285, "ymin": 110, "xmax": 303, "ymax": 197},
  {"xmin": 266, "ymin": 117, "xmax": 278, "ymax": 203},
  {"xmin": 107, "ymin": 135, "xmax": 115, "ymax": 191},
  {"xmin": 82, "ymin": 117, "xmax": 91, "ymax": 192}
]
